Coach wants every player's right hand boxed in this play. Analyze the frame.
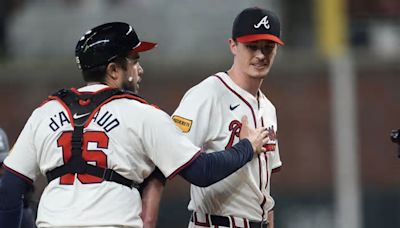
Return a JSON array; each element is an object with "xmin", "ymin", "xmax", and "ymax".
[{"xmin": 239, "ymin": 116, "xmax": 268, "ymax": 154}]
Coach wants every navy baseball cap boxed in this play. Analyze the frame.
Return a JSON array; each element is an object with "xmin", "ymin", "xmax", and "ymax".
[
  {"xmin": 0, "ymin": 128, "xmax": 9, "ymax": 164},
  {"xmin": 232, "ymin": 7, "xmax": 284, "ymax": 45}
]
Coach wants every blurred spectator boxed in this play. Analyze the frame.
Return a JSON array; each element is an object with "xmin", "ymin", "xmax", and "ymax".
[{"xmin": 0, "ymin": 128, "xmax": 9, "ymax": 176}]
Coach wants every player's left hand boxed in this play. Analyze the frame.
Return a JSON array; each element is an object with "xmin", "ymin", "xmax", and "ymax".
[{"xmin": 239, "ymin": 116, "xmax": 268, "ymax": 154}]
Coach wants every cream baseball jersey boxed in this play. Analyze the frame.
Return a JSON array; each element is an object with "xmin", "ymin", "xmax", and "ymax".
[
  {"xmin": 173, "ymin": 72, "xmax": 282, "ymax": 222},
  {"xmin": 4, "ymin": 84, "xmax": 201, "ymax": 228}
]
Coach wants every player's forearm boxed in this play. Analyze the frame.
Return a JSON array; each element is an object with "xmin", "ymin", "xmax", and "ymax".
[
  {"xmin": 179, "ymin": 139, "xmax": 253, "ymax": 187},
  {"xmin": 140, "ymin": 169, "xmax": 166, "ymax": 228},
  {"xmin": 267, "ymin": 210, "xmax": 274, "ymax": 228}
]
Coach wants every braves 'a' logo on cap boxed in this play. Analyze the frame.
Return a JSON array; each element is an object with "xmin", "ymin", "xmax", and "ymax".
[{"xmin": 254, "ymin": 16, "xmax": 270, "ymax": 30}]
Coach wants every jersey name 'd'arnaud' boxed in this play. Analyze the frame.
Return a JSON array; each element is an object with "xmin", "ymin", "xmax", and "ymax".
[{"xmin": 48, "ymin": 109, "xmax": 119, "ymax": 133}]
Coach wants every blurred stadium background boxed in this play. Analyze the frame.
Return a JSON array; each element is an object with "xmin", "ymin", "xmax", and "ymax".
[{"xmin": 0, "ymin": 0, "xmax": 399, "ymax": 227}]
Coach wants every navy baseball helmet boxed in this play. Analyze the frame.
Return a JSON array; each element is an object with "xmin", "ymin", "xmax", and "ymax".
[
  {"xmin": 0, "ymin": 128, "xmax": 9, "ymax": 164},
  {"xmin": 75, "ymin": 22, "xmax": 157, "ymax": 71}
]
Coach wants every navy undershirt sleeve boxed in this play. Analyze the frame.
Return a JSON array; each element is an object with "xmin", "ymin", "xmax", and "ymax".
[
  {"xmin": 179, "ymin": 139, "xmax": 254, "ymax": 187},
  {"xmin": 0, "ymin": 168, "xmax": 32, "ymax": 227}
]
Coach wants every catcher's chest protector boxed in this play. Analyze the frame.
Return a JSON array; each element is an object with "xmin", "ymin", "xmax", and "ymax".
[{"xmin": 45, "ymin": 88, "xmax": 148, "ymax": 188}]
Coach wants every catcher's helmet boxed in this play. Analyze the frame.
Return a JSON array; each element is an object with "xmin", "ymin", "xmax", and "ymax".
[
  {"xmin": 0, "ymin": 128, "xmax": 9, "ymax": 164},
  {"xmin": 75, "ymin": 22, "xmax": 157, "ymax": 71}
]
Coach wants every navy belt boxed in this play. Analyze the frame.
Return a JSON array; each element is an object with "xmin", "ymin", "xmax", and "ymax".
[{"xmin": 191, "ymin": 213, "xmax": 268, "ymax": 228}]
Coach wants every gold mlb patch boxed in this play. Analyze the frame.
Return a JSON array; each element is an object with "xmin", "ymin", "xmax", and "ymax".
[{"xmin": 172, "ymin": 115, "xmax": 192, "ymax": 133}]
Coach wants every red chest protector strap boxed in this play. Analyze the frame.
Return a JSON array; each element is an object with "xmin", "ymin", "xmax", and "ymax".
[{"xmin": 45, "ymin": 88, "xmax": 148, "ymax": 189}]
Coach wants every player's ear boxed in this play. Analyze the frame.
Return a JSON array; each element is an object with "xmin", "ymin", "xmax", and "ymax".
[
  {"xmin": 106, "ymin": 62, "xmax": 120, "ymax": 81},
  {"xmin": 228, "ymin": 38, "xmax": 238, "ymax": 55}
]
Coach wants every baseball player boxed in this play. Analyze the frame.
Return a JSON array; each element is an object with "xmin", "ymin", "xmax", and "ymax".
[
  {"xmin": 173, "ymin": 7, "xmax": 284, "ymax": 228},
  {"xmin": 0, "ymin": 22, "xmax": 270, "ymax": 228}
]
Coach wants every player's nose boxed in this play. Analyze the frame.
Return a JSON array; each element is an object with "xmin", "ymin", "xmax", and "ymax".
[
  {"xmin": 138, "ymin": 64, "xmax": 144, "ymax": 75},
  {"xmin": 254, "ymin": 49, "xmax": 266, "ymax": 60}
]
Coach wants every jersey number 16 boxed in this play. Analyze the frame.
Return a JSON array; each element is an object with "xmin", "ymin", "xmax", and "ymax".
[{"xmin": 57, "ymin": 131, "xmax": 109, "ymax": 185}]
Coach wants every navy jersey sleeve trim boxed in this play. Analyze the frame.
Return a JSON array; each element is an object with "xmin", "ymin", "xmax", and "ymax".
[
  {"xmin": 167, "ymin": 149, "xmax": 203, "ymax": 180},
  {"xmin": 178, "ymin": 139, "xmax": 254, "ymax": 187},
  {"xmin": 3, "ymin": 165, "xmax": 34, "ymax": 185},
  {"xmin": 0, "ymin": 169, "xmax": 32, "ymax": 227}
]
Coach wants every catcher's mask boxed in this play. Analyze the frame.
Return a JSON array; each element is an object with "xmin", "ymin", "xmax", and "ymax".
[{"xmin": 75, "ymin": 22, "xmax": 157, "ymax": 71}]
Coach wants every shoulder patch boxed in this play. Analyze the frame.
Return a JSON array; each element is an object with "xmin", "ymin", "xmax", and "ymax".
[{"xmin": 172, "ymin": 115, "xmax": 192, "ymax": 133}]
